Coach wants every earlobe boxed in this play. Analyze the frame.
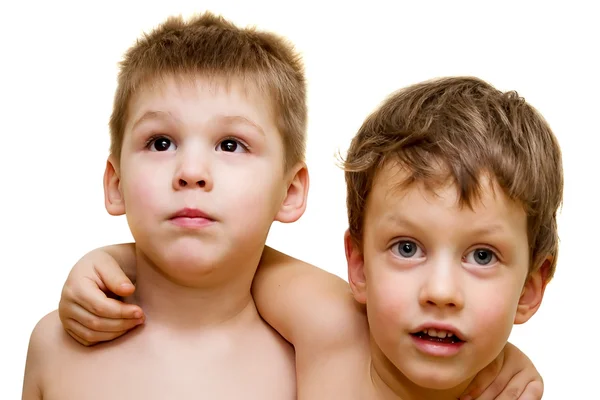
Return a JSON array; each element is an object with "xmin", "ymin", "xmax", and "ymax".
[
  {"xmin": 345, "ymin": 230, "xmax": 367, "ymax": 304},
  {"xmin": 104, "ymin": 156, "xmax": 126, "ymax": 216},
  {"xmin": 514, "ymin": 256, "xmax": 551, "ymax": 324},
  {"xmin": 275, "ymin": 162, "xmax": 309, "ymax": 223}
]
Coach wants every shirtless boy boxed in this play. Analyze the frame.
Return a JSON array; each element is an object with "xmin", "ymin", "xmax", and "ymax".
[
  {"xmin": 21, "ymin": 12, "xmax": 310, "ymax": 400},
  {"xmin": 51, "ymin": 76, "xmax": 559, "ymax": 399}
]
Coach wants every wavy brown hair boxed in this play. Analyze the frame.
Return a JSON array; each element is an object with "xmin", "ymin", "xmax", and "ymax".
[{"xmin": 344, "ymin": 76, "xmax": 563, "ymax": 279}]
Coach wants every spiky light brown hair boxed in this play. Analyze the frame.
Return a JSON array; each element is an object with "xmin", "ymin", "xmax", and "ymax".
[{"xmin": 109, "ymin": 12, "xmax": 306, "ymax": 170}]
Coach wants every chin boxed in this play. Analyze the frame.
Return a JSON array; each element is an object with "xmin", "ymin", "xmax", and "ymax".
[
  {"xmin": 166, "ymin": 250, "xmax": 223, "ymax": 271},
  {"xmin": 401, "ymin": 364, "xmax": 467, "ymax": 391}
]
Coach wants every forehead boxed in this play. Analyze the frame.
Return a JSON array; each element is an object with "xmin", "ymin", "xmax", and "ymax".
[
  {"xmin": 125, "ymin": 73, "xmax": 276, "ymax": 134},
  {"xmin": 366, "ymin": 162, "xmax": 527, "ymax": 235}
]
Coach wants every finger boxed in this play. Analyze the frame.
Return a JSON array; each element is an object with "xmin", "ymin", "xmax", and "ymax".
[
  {"xmin": 476, "ymin": 368, "xmax": 526, "ymax": 400},
  {"xmin": 75, "ymin": 277, "xmax": 144, "ymax": 319},
  {"xmin": 93, "ymin": 258, "xmax": 136, "ymax": 297},
  {"xmin": 64, "ymin": 327, "xmax": 92, "ymax": 347},
  {"xmin": 517, "ymin": 381, "xmax": 543, "ymax": 400},
  {"xmin": 460, "ymin": 358, "xmax": 502, "ymax": 399},
  {"xmin": 69, "ymin": 302, "xmax": 144, "ymax": 333},
  {"xmin": 64, "ymin": 318, "xmax": 130, "ymax": 345}
]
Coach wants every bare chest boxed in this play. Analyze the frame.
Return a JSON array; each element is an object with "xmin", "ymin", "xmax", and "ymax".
[{"xmin": 44, "ymin": 327, "xmax": 296, "ymax": 400}]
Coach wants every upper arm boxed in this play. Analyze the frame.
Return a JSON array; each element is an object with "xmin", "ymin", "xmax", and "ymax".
[
  {"xmin": 252, "ymin": 247, "xmax": 367, "ymax": 352},
  {"xmin": 22, "ymin": 312, "xmax": 58, "ymax": 399}
]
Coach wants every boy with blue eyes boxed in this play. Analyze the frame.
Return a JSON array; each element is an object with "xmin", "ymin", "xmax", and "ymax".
[{"xmin": 51, "ymin": 75, "xmax": 557, "ymax": 399}]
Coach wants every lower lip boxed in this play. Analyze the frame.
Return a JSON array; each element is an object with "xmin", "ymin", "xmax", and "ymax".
[
  {"xmin": 170, "ymin": 217, "xmax": 214, "ymax": 228},
  {"xmin": 411, "ymin": 335, "xmax": 464, "ymax": 357}
]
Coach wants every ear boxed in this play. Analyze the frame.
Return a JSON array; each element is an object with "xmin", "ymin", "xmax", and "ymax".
[
  {"xmin": 104, "ymin": 156, "xmax": 126, "ymax": 216},
  {"xmin": 345, "ymin": 230, "xmax": 367, "ymax": 304},
  {"xmin": 275, "ymin": 162, "xmax": 309, "ymax": 223},
  {"xmin": 514, "ymin": 255, "xmax": 552, "ymax": 324}
]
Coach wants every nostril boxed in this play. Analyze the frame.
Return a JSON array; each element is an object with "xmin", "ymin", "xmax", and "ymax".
[
  {"xmin": 197, "ymin": 180, "xmax": 205, "ymax": 188},
  {"xmin": 179, "ymin": 179, "xmax": 187, "ymax": 187}
]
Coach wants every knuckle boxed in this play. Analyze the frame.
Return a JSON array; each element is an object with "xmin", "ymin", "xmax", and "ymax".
[
  {"xmin": 503, "ymin": 387, "xmax": 521, "ymax": 400},
  {"xmin": 85, "ymin": 316, "xmax": 102, "ymax": 331},
  {"xmin": 487, "ymin": 381, "xmax": 504, "ymax": 395},
  {"xmin": 90, "ymin": 304, "xmax": 105, "ymax": 316},
  {"xmin": 61, "ymin": 285, "xmax": 75, "ymax": 301},
  {"xmin": 80, "ymin": 329, "xmax": 98, "ymax": 344}
]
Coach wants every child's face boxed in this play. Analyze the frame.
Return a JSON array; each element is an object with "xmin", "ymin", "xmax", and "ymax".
[
  {"xmin": 347, "ymin": 162, "xmax": 545, "ymax": 390},
  {"xmin": 105, "ymin": 75, "xmax": 295, "ymax": 284}
]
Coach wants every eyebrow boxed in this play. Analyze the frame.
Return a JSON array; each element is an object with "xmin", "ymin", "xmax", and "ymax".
[
  {"xmin": 385, "ymin": 213, "xmax": 418, "ymax": 228},
  {"xmin": 131, "ymin": 111, "xmax": 176, "ymax": 131},
  {"xmin": 130, "ymin": 112, "xmax": 265, "ymax": 136},
  {"xmin": 384, "ymin": 213, "xmax": 509, "ymax": 236},
  {"xmin": 216, "ymin": 115, "xmax": 265, "ymax": 136}
]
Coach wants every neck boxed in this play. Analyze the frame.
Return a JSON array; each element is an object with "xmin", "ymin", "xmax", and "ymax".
[
  {"xmin": 369, "ymin": 337, "xmax": 472, "ymax": 400},
  {"xmin": 130, "ymin": 247, "xmax": 260, "ymax": 330}
]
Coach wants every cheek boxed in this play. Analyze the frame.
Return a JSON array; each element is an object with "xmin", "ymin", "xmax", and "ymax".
[
  {"xmin": 468, "ymin": 281, "xmax": 521, "ymax": 341},
  {"xmin": 366, "ymin": 258, "xmax": 415, "ymax": 334},
  {"xmin": 222, "ymin": 161, "xmax": 284, "ymax": 211},
  {"xmin": 121, "ymin": 164, "xmax": 169, "ymax": 214}
]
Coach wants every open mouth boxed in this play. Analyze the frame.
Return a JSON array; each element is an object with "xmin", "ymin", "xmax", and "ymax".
[{"xmin": 411, "ymin": 329, "xmax": 464, "ymax": 344}]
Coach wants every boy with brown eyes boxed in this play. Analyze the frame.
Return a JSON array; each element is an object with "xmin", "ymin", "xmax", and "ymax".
[
  {"xmin": 50, "ymin": 75, "xmax": 559, "ymax": 400},
  {"xmin": 22, "ymin": 12, "xmax": 309, "ymax": 400}
]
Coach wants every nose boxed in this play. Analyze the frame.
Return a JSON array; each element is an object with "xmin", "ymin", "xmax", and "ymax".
[
  {"xmin": 173, "ymin": 146, "xmax": 213, "ymax": 191},
  {"xmin": 418, "ymin": 257, "xmax": 464, "ymax": 310}
]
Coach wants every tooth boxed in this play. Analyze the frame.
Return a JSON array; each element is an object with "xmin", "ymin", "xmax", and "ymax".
[
  {"xmin": 428, "ymin": 328, "xmax": 437, "ymax": 337},
  {"xmin": 423, "ymin": 329, "xmax": 428, "ymax": 334},
  {"xmin": 448, "ymin": 333, "xmax": 454, "ymax": 337},
  {"xmin": 438, "ymin": 331, "xmax": 447, "ymax": 338}
]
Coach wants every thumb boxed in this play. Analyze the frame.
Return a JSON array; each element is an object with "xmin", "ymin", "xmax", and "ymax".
[{"xmin": 93, "ymin": 255, "xmax": 135, "ymax": 298}]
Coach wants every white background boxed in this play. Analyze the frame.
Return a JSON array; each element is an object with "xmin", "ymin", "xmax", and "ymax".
[{"xmin": 1, "ymin": 1, "xmax": 598, "ymax": 398}]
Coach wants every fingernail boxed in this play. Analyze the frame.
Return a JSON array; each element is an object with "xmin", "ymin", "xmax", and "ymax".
[{"xmin": 133, "ymin": 310, "xmax": 142, "ymax": 319}]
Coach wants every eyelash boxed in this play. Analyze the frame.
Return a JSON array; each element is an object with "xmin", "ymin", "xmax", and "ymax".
[
  {"xmin": 144, "ymin": 134, "xmax": 171, "ymax": 149},
  {"xmin": 143, "ymin": 135, "xmax": 251, "ymax": 152},
  {"xmin": 220, "ymin": 136, "xmax": 250, "ymax": 152},
  {"xmin": 388, "ymin": 239, "xmax": 502, "ymax": 264},
  {"xmin": 463, "ymin": 246, "xmax": 501, "ymax": 265}
]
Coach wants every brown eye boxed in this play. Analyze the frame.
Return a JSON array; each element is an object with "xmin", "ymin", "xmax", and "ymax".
[
  {"xmin": 216, "ymin": 138, "xmax": 248, "ymax": 153},
  {"xmin": 149, "ymin": 137, "xmax": 176, "ymax": 152},
  {"xmin": 220, "ymin": 139, "xmax": 238, "ymax": 152}
]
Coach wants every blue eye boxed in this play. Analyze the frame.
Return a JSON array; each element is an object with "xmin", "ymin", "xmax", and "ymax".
[
  {"xmin": 392, "ymin": 240, "xmax": 424, "ymax": 258},
  {"xmin": 464, "ymin": 248, "xmax": 498, "ymax": 266}
]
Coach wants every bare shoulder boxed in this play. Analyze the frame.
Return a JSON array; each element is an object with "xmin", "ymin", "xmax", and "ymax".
[
  {"xmin": 259, "ymin": 247, "xmax": 368, "ymax": 349},
  {"xmin": 258, "ymin": 248, "xmax": 371, "ymax": 398},
  {"xmin": 23, "ymin": 310, "xmax": 71, "ymax": 398}
]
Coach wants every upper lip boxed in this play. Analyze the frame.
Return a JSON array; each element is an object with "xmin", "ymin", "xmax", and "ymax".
[
  {"xmin": 171, "ymin": 208, "xmax": 214, "ymax": 220},
  {"xmin": 412, "ymin": 322, "xmax": 467, "ymax": 341}
]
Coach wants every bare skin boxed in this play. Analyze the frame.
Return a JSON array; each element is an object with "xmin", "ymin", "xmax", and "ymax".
[
  {"xmin": 23, "ymin": 303, "xmax": 295, "ymax": 400},
  {"xmin": 254, "ymin": 247, "xmax": 541, "ymax": 400},
  {"xmin": 51, "ymin": 244, "xmax": 542, "ymax": 400},
  {"xmin": 23, "ymin": 244, "xmax": 296, "ymax": 400}
]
